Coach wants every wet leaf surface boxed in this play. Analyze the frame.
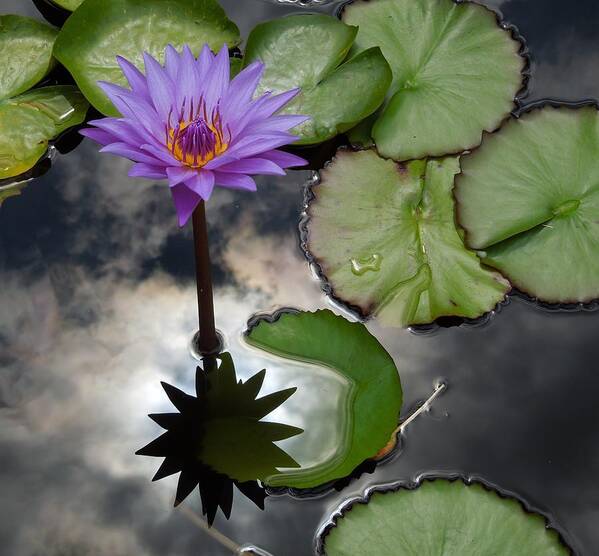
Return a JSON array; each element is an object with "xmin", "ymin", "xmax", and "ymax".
[
  {"xmin": 244, "ymin": 14, "xmax": 392, "ymax": 145},
  {"xmin": 0, "ymin": 15, "xmax": 57, "ymax": 102},
  {"xmin": 322, "ymin": 478, "xmax": 570, "ymax": 556},
  {"xmin": 0, "ymin": 86, "xmax": 88, "ymax": 180},
  {"xmin": 306, "ymin": 149, "xmax": 509, "ymax": 326},
  {"xmin": 342, "ymin": 0, "xmax": 526, "ymax": 160},
  {"xmin": 245, "ymin": 309, "xmax": 402, "ymax": 489},
  {"xmin": 456, "ymin": 104, "xmax": 599, "ymax": 303}
]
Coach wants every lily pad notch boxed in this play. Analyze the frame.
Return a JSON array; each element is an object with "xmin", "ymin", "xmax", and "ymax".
[
  {"xmin": 317, "ymin": 475, "xmax": 574, "ymax": 556},
  {"xmin": 339, "ymin": 0, "xmax": 530, "ymax": 161},
  {"xmin": 455, "ymin": 100, "xmax": 599, "ymax": 307},
  {"xmin": 302, "ymin": 149, "xmax": 510, "ymax": 328}
]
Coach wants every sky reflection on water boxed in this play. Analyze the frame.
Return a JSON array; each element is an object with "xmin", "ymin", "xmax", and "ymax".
[{"xmin": 1, "ymin": 0, "xmax": 599, "ymax": 555}]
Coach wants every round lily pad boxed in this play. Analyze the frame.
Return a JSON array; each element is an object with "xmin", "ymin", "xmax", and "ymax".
[
  {"xmin": 456, "ymin": 104, "xmax": 599, "ymax": 304},
  {"xmin": 305, "ymin": 149, "xmax": 509, "ymax": 327},
  {"xmin": 341, "ymin": 0, "xmax": 526, "ymax": 161},
  {"xmin": 245, "ymin": 309, "xmax": 402, "ymax": 489},
  {"xmin": 243, "ymin": 14, "xmax": 392, "ymax": 145},
  {"xmin": 320, "ymin": 478, "xmax": 570, "ymax": 555},
  {"xmin": 0, "ymin": 15, "xmax": 57, "ymax": 102},
  {"xmin": 54, "ymin": 0, "xmax": 241, "ymax": 116},
  {"xmin": 0, "ymin": 86, "xmax": 88, "ymax": 180}
]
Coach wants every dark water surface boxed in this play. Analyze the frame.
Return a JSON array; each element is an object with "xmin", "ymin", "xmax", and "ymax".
[{"xmin": 1, "ymin": 0, "xmax": 599, "ymax": 554}]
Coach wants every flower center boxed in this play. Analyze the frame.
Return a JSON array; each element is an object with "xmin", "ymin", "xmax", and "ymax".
[{"xmin": 166, "ymin": 100, "xmax": 229, "ymax": 168}]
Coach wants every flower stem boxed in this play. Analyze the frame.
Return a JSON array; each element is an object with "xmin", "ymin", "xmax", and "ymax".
[{"xmin": 192, "ymin": 201, "xmax": 219, "ymax": 355}]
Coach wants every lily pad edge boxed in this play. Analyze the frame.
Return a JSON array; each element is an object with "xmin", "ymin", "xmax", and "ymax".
[
  {"xmin": 454, "ymin": 99, "xmax": 599, "ymax": 311},
  {"xmin": 299, "ymin": 146, "xmax": 512, "ymax": 331},
  {"xmin": 336, "ymin": 0, "xmax": 532, "ymax": 160},
  {"xmin": 315, "ymin": 473, "xmax": 575, "ymax": 556},
  {"xmin": 243, "ymin": 307, "xmax": 402, "ymax": 498}
]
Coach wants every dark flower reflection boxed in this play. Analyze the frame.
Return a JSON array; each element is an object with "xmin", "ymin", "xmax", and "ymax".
[{"xmin": 137, "ymin": 352, "xmax": 302, "ymax": 525}]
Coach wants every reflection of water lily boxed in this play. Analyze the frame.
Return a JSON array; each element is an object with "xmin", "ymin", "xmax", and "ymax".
[
  {"xmin": 137, "ymin": 353, "xmax": 302, "ymax": 524},
  {"xmin": 81, "ymin": 44, "xmax": 308, "ymax": 225}
]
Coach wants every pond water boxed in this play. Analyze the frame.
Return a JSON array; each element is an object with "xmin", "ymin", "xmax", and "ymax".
[{"xmin": 1, "ymin": 0, "xmax": 599, "ymax": 555}]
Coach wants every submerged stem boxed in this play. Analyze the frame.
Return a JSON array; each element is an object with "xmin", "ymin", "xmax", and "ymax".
[{"xmin": 192, "ymin": 201, "xmax": 219, "ymax": 355}]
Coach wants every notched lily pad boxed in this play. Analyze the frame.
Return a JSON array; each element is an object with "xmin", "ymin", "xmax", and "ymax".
[
  {"xmin": 245, "ymin": 309, "xmax": 402, "ymax": 490},
  {"xmin": 320, "ymin": 477, "xmax": 571, "ymax": 555},
  {"xmin": 54, "ymin": 0, "xmax": 241, "ymax": 116},
  {"xmin": 0, "ymin": 86, "xmax": 88, "ymax": 180},
  {"xmin": 305, "ymin": 149, "xmax": 509, "ymax": 327},
  {"xmin": 0, "ymin": 15, "xmax": 57, "ymax": 101},
  {"xmin": 243, "ymin": 14, "xmax": 392, "ymax": 145},
  {"xmin": 456, "ymin": 104, "xmax": 599, "ymax": 304},
  {"xmin": 342, "ymin": 0, "xmax": 527, "ymax": 161}
]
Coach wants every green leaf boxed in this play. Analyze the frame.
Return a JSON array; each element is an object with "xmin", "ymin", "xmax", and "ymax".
[
  {"xmin": 342, "ymin": 0, "xmax": 525, "ymax": 161},
  {"xmin": 322, "ymin": 479, "xmax": 570, "ymax": 556},
  {"xmin": 244, "ymin": 14, "xmax": 392, "ymax": 145},
  {"xmin": 245, "ymin": 309, "xmax": 402, "ymax": 489},
  {"xmin": 0, "ymin": 15, "xmax": 58, "ymax": 101},
  {"xmin": 305, "ymin": 150, "xmax": 509, "ymax": 327},
  {"xmin": 54, "ymin": 0, "xmax": 241, "ymax": 116},
  {"xmin": 456, "ymin": 104, "xmax": 599, "ymax": 304},
  {"xmin": 0, "ymin": 86, "xmax": 88, "ymax": 180}
]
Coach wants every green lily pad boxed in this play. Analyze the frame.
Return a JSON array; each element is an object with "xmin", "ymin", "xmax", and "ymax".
[
  {"xmin": 245, "ymin": 309, "xmax": 402, "ymax": 489},
  {"xmin": 456, "ymin": 104, "xmax": 599, "ymax": 304},
  {"xmin": 321, "ymin": 478, "xmax": 570, "ymax": 555},
  {"xmin": 0, "ymin": 15, "xmax": 58, "ymax": 101},
  {"xmin": 0, "ymin": 86, "xmax": 88, "ymax": 180},
  {"xmin": 243, "ymin": 14, "xmax": 392, "ymax": 145},
  {"xmin": 54, "ymin": 0, "xmax": 241, "ymax": 116},
  {"xmin": 305, "ymin": 149, "xmax": 509, "ymax": 327},
  {"xmin": 342, "ymin": 0, "xmax": 526, "ymax": 161}
]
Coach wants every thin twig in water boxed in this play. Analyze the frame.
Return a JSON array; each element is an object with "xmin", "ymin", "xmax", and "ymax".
[
  {"xmin": 178, "ymin": 504, "xmax": 240, "ymax": 554},
  {"xmin": 399, "ymin": 381, "xmax": 447, "ymax": 432}
]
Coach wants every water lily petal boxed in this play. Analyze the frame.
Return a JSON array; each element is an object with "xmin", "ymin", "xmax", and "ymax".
[
  {"xmin": 222, "ymin": 61, "xmax": 264, "ymax": 117},
  {"xmin": 140, "ymin": 143, "xmax": 180, "ymax": 166},
  {"xmin": 116, "ymin": 56, "xmax": 149, "ymax": 98},
  {"xmin": 129, "ymin": 163, "xmax": 167, "ymax": 179},
  {"xmin": 144, "ymin": 52, "xmax": 176, "ymax": 124},
  {"xmin": 203, "ymin": 44, "xmax": 230, "ymax": 113},
  {"xmin": 88, "ymin": 117, "xmax": 146, "ymax": 146},
  {"xmin": 260, "ymin": 149, "xmax": 308, "ymax": 169},
  {"xmin": 242, "ymin": 114, "xmax": 310, "ymax": 135},
  {"xmin": 226, "ymin": 132, "xmax": 299, "ymax": 160},
  {"xmin": 197, "ymin": 43, "xmax": 214, "ymax": 82},
  {"xmin": 166, "ymin": 166, "xmax": 197, "ymax": 188},
  {"xmin": 185, "ymin": 170, "xmax": 215, "ymax": 199},
  {"xmin": 171, "ymin": 183, "xmax": 202, "ymax": 227},
  {"xmin": 164, "ymin": 45, "xmax": 181, "ymax": 81},
  {"xmin": 98, "ymin": 83, "xmax": 164, "ymax": 143},
  {"xmin": 79, "ymin": 128, "xmax": 115, "ymax": 146},
  {"xmin": 217, "ymin": 158, "xmax": 285, "ymax": 176},
  {"xmin": 176, "ymin": 45, "xmax": 202, "ymax": 121},
  {"xmin": 100, "ymin": 142, "xmax": 161, "ymax": 165},
  {"xmin": 213, "ymin": 171, "xmax": 257, "ymax": 191}
]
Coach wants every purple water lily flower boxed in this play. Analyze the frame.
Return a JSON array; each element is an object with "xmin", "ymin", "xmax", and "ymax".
[{"xmin": 81, "ymin": 44, "xmax": 308, "ymax": 226}]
